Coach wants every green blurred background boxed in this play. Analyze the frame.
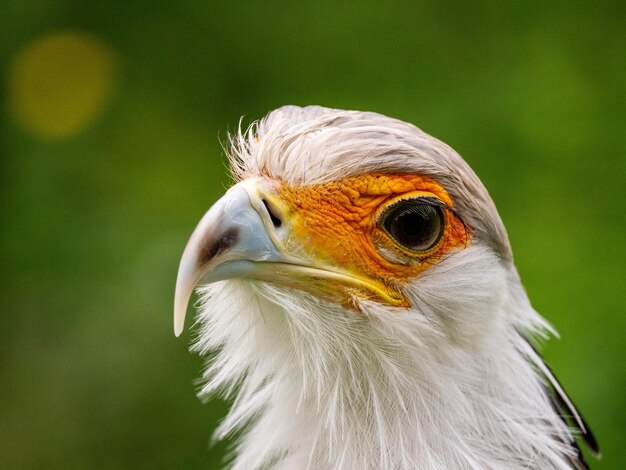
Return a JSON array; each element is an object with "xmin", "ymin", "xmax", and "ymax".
[{"xmin": 1, "ymin": 1, "xmax": 624, "ymax": 468}]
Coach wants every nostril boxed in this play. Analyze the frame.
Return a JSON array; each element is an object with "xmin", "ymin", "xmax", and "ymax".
[{"xmin": 262, "ymin": 199, "xmax": 282, "ymax": 229}]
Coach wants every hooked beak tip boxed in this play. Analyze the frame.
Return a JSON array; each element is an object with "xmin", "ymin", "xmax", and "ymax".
[
  {"xmin": 173, "ymin": 301, "xmax": 185, "ymax": 337},
  {"xmin": 173, "ymin": 268, "xmax": 195, "ymax": 337}
]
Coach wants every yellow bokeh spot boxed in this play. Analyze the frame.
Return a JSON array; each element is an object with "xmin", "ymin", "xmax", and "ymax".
[{"xmin": 7, "ymin": 32, "xmax": 117, "ymax": 139}]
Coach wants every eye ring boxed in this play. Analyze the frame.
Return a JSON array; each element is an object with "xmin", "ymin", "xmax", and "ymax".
[{"xmin": 377, "ymin": 196, "xmax": 446, "ymax": 257}]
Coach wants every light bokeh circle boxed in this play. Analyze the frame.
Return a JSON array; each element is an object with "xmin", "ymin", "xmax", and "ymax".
[{"xmin": 7, "ymin": 32, "xmax": 117, "ymax": 139}]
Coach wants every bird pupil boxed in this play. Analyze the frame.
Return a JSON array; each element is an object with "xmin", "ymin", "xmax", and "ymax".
[
  {"xmin": 383, "ymin": 202, "xmax": 443, "ymax": 252},
  {"xmin": 399, "ymin": 214, "xmax": 423, "ymax": 238}
]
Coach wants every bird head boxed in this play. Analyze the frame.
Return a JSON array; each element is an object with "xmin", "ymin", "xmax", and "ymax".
[
  {"xmin": 174, "ymin": 106, "xmax": 596, "ymax": 469},
  {"xmin": 175, "ymin": 106, "xmax": 521, "ymax": 343}
]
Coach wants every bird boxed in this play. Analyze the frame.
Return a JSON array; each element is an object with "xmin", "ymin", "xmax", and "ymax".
[{"xmin": 174, "ymin": 105, "xmax": 600, "ymax": 469}]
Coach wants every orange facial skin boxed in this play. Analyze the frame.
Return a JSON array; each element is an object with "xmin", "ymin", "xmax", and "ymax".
[{"xmin": 274, "ymin": 174, "xmax": 469, "ymax": 307}]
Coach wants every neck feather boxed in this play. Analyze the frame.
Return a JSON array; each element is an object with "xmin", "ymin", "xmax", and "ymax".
[{"xmin": 193, "ymin": 253, "xmax": 577, "ymax": 469}]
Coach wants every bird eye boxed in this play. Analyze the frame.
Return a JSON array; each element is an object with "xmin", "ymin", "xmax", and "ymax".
[{"xmin": 380, "ymin": 200, "xmax": 444, "ymax": 254}]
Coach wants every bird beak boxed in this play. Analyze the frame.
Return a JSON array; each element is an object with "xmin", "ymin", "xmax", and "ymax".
[
  {"xmin": 174, "ymin": 177, "xmax": 407, "ymax": 336},
  {"xmin": 173, "ymin": 178, "xmax": 292, "ymax": 336}
]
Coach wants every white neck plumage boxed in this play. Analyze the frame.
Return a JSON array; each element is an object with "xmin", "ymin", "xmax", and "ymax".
[{"xmin": 192, "ymin": 246, "xmax": 579, "ymax": 470}]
